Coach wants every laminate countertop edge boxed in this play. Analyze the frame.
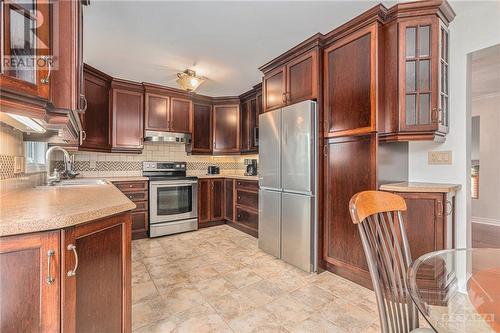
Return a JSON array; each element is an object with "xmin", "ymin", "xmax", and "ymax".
[
  {"xmin": 0, "ymin": 183, "xmax": 136, "ymax": 237},
  {"xmin": 380, "ymin": 182, "xmax": 462, "ymax": 193}
]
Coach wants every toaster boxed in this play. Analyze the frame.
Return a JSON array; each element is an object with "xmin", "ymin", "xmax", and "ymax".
[{"xmin": 207, "ymin": 165, "xmax": 220, "ymax": 175}]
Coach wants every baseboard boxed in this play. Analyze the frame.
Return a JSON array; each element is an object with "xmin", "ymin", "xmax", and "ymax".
[{"xmin": 471, "ymin": 216, "xmax": 500, "ymax": 226}]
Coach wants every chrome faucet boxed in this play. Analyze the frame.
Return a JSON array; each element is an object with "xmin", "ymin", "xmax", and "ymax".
[{"xmin": 45, "ymin": 146, "xmax": 79, "ymax": 185}]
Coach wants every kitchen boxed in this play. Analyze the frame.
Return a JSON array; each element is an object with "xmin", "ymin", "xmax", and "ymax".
[{"xmin": 1, "ymin": 1, "xmax": 500, "ymax": 332}]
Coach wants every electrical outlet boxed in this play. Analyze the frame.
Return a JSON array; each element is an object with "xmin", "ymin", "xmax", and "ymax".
[{"xmin": 428, "ymin": 151, "xmax": 452, "ymax": 165}]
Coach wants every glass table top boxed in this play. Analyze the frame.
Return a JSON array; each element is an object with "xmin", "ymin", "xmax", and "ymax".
[{"xmin": 408, "ymin": 248, "xmax": 500, "ymax": 333}]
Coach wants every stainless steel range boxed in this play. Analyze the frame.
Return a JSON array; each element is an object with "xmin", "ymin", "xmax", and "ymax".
[{"xmin": 143, "ymin": 161, "xmax": 198, "ymax": 237}]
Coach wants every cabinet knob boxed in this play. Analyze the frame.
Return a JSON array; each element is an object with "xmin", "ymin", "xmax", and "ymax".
[
  {"xmin": 128, "ymin": 195, "xmax": 133, "ymax": 199},
  {"xmin": 238, "ymin": 196, "xmax": 241, "ymax": 200},
  {"xmin": 129, "ymin": 184, "xmax": 133, "ymax": 188}
]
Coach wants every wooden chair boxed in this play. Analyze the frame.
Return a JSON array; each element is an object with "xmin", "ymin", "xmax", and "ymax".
[{"xmin": 349, "ymin": 191, "xmax": 433, "ymax": 333}]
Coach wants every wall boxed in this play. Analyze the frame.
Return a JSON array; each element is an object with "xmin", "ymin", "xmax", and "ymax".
[
  {"xmin": 52, "ymin": 143, "xmax": 257, "ymax": 177},
  {"xmin": 471, "ymin": 95, "xmax": 500, "ymax": 224},
  {"xmin": 408, "ymin": 1, "xmax": 500, "ymax": 247},
  {"xmin": 0, "ymin": 124, "xmax": 46, "ymax": 193}
]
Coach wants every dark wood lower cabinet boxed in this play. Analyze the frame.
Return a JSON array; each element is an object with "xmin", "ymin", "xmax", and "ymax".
[
  {"xmin": 112, "ymin": 180, "xmax": 149, "ymax": 239},
  {"xmin": 0, "ymin": 211, "xmax": 132, "ymax": 333},
  {"xmin": 227, "ymin": 179, "xmax": 258, "ymax": 237},
  {"xmin": 0, "ymin": 231, "xmax": 61, "ymax": 333},
  {"xmin": 224, "ymin": 179, "xmax": 235, "ymax": 222},
  {"xmin": 62, "ymin": 212, "xmax": 131, "ymax": 333},
  {"xmin": 198, "ymin": 178, "xmax": 225, "ymax": 228}
]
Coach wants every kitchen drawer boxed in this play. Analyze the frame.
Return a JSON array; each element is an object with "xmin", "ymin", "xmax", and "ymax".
[
  {"xmin": 235, "ymin": 207, "xmax": 258, "ymax": 231},
  {"xmin": 123, "ymin": 191, "xmax": 148, "ymax": 202},
  {"xmin": 131, "ymin": 211, "xmax": 148, "ymax": 232},
  {"xmin": 235, "ymin": 180, "xmax": 258, "ymax": 191},
  {"xmin": 132, "ymin": 201, "xmax": 147, "ymax": 212},
  {"xmin": 113, "ymin": 181, "xmax": 148, "ymax": 192},
  {"xmin": 236, "ymin": 189, "xmax": 258, "ymax": 211}
]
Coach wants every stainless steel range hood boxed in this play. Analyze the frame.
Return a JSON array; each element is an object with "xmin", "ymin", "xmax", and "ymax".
[{"xmin": 144, "ymin": 130, "xmax": 191, "ymax": 144}]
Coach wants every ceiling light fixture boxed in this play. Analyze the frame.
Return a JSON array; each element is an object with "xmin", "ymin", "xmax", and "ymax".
[{"xmin": 176, "ymin": 69, "xmax": 205, "ymax": 92}]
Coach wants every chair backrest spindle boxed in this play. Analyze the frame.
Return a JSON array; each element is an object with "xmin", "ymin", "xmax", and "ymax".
[{"xmin": 350, "ymin": 191, "xmax": 420, "ymax": 333}]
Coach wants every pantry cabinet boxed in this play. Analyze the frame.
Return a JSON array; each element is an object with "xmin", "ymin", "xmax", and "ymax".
[
  {"xmin": 262, "ymin": 48, "xmax": 319, "ymax": 112},
  {"xmin": 0, "ymin": 212, "xmax": 132, "ymax": 333}
]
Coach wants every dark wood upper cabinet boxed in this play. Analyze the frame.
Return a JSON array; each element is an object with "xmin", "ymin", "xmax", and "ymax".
[
  {"xmin": 170, "ymin": 97, "xmax": 193, "ymax": 133},
  {"xmin": 62, "ymin": 213, "xmax": 131, "ymax": 333},
  {"xmin": 287, "ymin": 49, "xmax": 318, "ymax": 105},
  {"xmin": 80, "ymin": 65, "xmax": 112, "ymax": 152},
  {"xmin": 111, "ymin": 80, "xmax": 144, "ymax": 152},
  {"xmin": 213, "ymin": 104, "xmax": 240, "ymax": 154},
  {"xmin": 190, "ymin": 102, "xmax": 213, "ymax": 154},
  {"xmin": 263, "ymin": 66, "xmax": 286, "ymax": 112},
  {"xmin": 262, "ymin": 47, "xmax": 319, "ymax": 113},
  {"xmin": 395, "ymin": 17, "xmax": 449, "ymax": 140},
  {"xmin": 145, "ymin": 93, "xmax": 170, "ymax": 132},
  {"xmin": 323, "ymin": 24, "xmax": 377, "ymax": 138},
  {"xmin": 0, "ymin": 0, "xmax": 50, "ymax": 100},
  {"xmin": 0, "ymin": 231, "xmax": 61, "ymax": 333}
]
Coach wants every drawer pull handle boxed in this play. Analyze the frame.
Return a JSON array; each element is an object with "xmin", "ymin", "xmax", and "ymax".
[
  {"xmin": 47, "ymin": 249, "xmax": 55, "ymax": 285},
  {"xmin": 129, "ymin": 185, "xmax": 133, "ymax": 188},
  {"xmin": 67, "ymin": 244, "xmax": 78, "ymax": 277}
]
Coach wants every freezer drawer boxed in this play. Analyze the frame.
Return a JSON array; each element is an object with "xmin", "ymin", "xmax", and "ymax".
[
  {"xmin": 258, "ymin": 189, "xmax": 281, "ymax": 258},
  {"xmin": 281, "ymin": 192, "xmax": 314, "ymax": 272}
]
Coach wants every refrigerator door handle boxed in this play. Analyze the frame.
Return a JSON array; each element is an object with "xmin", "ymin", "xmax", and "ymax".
[{"xmin": 284, "ymin": 190, "xmax": 314, "ymax": 196}]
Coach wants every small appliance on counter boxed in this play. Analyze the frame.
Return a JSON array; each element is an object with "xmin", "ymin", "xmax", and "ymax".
[
  {"xmin": 207, "ymin": 165, "xmax": 220, "ymax": 175},
  {"xmin": 245, "ymin": 159, "xmax": 258, "ymax": 176}
]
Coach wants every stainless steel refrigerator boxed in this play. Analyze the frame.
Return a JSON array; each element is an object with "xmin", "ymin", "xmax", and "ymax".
[{"xmin": 258, "ymin": 100, "xmax": 317, "ymax": 272}]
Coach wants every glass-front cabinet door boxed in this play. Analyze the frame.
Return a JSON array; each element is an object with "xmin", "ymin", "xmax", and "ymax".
[
  {"xmin": 0, "ymin": 0, "xmax": 50, "ymax": 99},
  {"xmin": 399, "ymin": 17, "xmax": 449, "ymax": 135}
]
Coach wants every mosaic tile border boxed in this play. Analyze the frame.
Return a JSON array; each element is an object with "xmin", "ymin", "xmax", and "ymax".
[{"xmin": 54, "ymin": 160, "xmax": 245, "ymax": 172}]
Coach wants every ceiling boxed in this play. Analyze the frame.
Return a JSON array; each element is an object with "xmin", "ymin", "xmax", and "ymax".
[
  {"xmin": 471, "ymin": 43, "xmax": 500, "ymax": 100},
  {"xmin": 83, "ymin": 1, "xmax": 395, "ymax": 96}
]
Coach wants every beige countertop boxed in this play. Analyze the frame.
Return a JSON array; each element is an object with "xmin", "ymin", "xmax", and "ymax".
[
  {"xmin": 0, "ymin": 182, "xmax": 136, "ymax": 237},
  {"xmin": 380, "ymin": 182, "xmax": 462, "ymax": 193},
  {"xmin": 193, "ymin": 174, "xmax": 259, "ymax": 181}
]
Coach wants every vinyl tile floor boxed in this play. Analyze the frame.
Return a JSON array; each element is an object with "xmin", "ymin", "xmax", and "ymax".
[{"xmin": 131, "ymin": 225, "xmax": 381, "ymax": 333}]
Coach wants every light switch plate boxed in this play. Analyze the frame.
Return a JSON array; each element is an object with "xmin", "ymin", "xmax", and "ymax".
[{"xmin": 428, "ymin": 151, "xmax": 452, "ymax": 165}]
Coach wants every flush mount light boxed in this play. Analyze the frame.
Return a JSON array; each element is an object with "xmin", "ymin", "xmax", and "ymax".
[{"xmin": 176, "ymin": 69, "xmax": 205, "ymax": 92}]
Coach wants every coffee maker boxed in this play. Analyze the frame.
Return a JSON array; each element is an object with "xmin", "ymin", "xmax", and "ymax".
[{"xmin": 244, "ymin": 159, "xmax": 258, "ymax": 176}]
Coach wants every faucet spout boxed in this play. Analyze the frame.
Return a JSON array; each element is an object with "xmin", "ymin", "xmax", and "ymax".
[{"xmin": 45, "ymin": 146, "xmax": 78, "ymax": 185}]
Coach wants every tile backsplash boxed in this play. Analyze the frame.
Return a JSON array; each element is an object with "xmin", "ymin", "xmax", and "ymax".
[
  {"xmin": 53, "ymin": 143, "xmax": 258, "ymax": 177},
  {"xmin": 0, "ymin": 123, "xmax": 46, "ymax": 192}
]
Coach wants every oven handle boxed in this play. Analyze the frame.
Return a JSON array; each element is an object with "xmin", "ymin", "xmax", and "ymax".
[{"xmin": 150, "ymin": 180, "xmax": 198, "ymax": 186}]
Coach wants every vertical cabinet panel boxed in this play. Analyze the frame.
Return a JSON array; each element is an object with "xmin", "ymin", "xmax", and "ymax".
[
  {"xmin": 0, "ymin": 231, "xmax": 60, "ymax": 333},
  {"xmin": 62, "ymin": 214, "xmax": 131, "ymax": 333},
  {"xmin": 191, "ymin": 103, "xmax": 213, "ymax": 154},
  {"xmin": 112, "ymin": 87, "xmax": 144, "ymax": 151},
  {"xmin": 240, "ymin": 101, "xmax": 251, "ymax": 152},
  {"xmin": 324, "ymin": 25, "xmax": 377, "ymax": 137},
  {"xmin": 81, "ymin": 66, "xmax": 111, "ymax": 151},
  {"xmin": 323, "ymin": 135, "xmax": 376, "ymax": 274},
  {"xmin": 224, "ymin": 179, "xmax": 234, "ymax": 222},
  {"xmin": 170, "ymin": 97, "xmax": 192, "ymax": 133},
  {"xmin": 145, "ymin": 93, "xmax": 169, "ymax": 132},
  {"xmin": 213, "ymin": 105, "xmax": 240, "ymax": 154}
]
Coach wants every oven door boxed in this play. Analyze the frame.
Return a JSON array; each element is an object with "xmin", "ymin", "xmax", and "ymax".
[{"xmin": 150, "ymin": 180, "xmax": 198, "ymax": 224}]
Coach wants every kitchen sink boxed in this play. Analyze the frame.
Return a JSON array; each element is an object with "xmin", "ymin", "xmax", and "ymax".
[{"xmin": 47, "ymin": 179, "xmax": 108, "ymax": 186}]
